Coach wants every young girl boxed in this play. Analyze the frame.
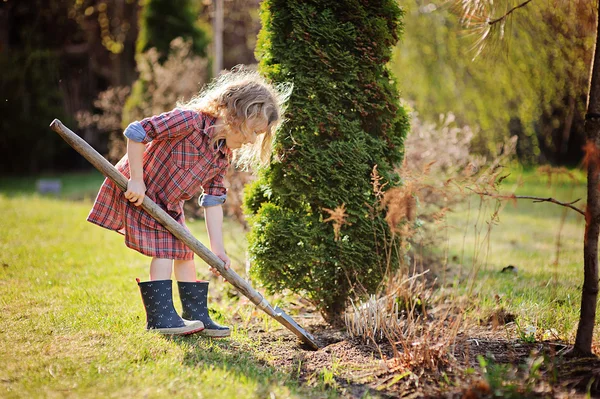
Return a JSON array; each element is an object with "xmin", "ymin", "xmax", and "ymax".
[{"xmin": 87, "ymin": 68, "xmax": 287, "ymax": 336}]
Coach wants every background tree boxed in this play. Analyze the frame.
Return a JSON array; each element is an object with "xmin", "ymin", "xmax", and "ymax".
[
  {"xmin": 0, "ymin": 0, "xmax": 138, "ymax": 174},
  {"xmin": 123, "ymin": 0, "xmax": 209, "ymax": 125},
  {"xmin": 203, "ymin": 0, "xmax": 262, "ymax": 69},
  {"xmin": 244, "ymin": 0, "xmax": 409, "ymax": 324},
  {"xmin": 136, "ymin": 0, "xmax": 208, "ymax": 57},
  {"xmin": 77, "ymin": 38, "xmax": 208, "ymax": 163},
  {"xmin": 393, "ymin": 0, "xmax": 595, "ymax": 166},
  {"xmin": 456, "ymin": 0, "xmax": 598, "ymax": 356}
]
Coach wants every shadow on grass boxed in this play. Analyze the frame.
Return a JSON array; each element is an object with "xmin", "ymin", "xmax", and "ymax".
[{"xmin": 166, "ymin": 334, "xmax": 333, "ymax": 398}]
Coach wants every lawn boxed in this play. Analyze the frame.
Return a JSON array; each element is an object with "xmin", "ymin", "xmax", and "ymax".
[
  {"xmin": 0, "ymin": 167, "xmax": 596, "ymax": 398},
  {"xmin": 0, "ymin": 173, "xmax": 337, "ymax": 399}
]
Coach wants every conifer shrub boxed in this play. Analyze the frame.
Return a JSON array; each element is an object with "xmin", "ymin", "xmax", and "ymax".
[
  {"xmin": 136, "ymin": 0, "xmax": 208, "ymax": 57},
  {"xmin": 123, "ymin": 0, "xmax": 209, "ymax": 125},
  {"xmin": 245, "ymin": 0, "xmax": 410, "ymax": 324}
]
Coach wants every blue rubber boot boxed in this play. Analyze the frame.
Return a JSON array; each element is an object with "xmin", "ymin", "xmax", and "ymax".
[
  {"xmin": 137, "ymin": 279, "xmax": 204, "ymax": 335},
  {"xmin": 177, "ymin": 281, "xmax": 231, "ymax": 337}
]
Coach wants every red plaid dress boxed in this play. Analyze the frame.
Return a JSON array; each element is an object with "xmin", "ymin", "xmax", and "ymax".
[{"xmin": 87, "ymin": 108, "xmax": 232, "ymax": 260}]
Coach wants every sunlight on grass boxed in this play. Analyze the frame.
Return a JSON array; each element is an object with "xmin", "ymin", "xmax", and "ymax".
[
  {"xmin": 0, "ymin": 194, "xmax": 333, "ymax": 399},
  {"xmin": 1, "ymin": 167, "xmax": 596, "ymax": 397},
  {"xmin": 444, "ymin": 167, "xmax": 592, "ymax": 344},
  {"xmin": 0, "ymin": 170, "xmax": 106, "ymax": 199}
]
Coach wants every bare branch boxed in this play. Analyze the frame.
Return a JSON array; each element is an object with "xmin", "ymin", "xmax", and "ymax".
[
  {"xmin": 467, "ymin": 188, "xmax": 586, "ymax": 216},
  {"xmin": 454, "ymin": 0, "xmax": 537, "ymax": 58},
  {"xmin": 488, "ymin": 0, "xmax": 535, "ymax": 26}
]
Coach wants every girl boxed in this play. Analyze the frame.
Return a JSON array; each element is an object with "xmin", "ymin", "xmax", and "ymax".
[{"xmin": 87, "ymin": 68, "xmax": 288, "ymax": 336}]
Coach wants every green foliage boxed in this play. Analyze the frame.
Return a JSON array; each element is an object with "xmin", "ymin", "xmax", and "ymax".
[
  {"xmin": 477, "ymin": 354, "xmax": 549, "ymax": 398},
  {"xmin": 392, "ymin": 1, "xmax": 594, "ymax": 165},
  {"xmin": 246, "ymin": 0, "xmax": 409, "ymax": 322},
  {"xmin": 136, "ymin": 0, "xmax": 209, "ymax": 58},
  {"xmin": 0, "ymin": 49, "xmax": 73, "ymax": 174},
  {"xmin": 124, "ymin": 0, "xmax": 210, "ymax": 126}
]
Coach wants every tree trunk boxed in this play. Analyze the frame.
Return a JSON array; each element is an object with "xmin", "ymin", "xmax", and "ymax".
[
  {"xmin": 574, "ymin": 0, "xmax": 600, "ymax": 357},
  {"xmin": 0, "ymin": 1, "xmax": 10, "ymax": 53},
  {"xmin": 212, "ymin": 0, "xmax": 223, "ymax": 76}
]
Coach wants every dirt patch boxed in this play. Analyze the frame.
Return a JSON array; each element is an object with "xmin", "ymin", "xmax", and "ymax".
[{"xmin": 244, "ymin": 315, "xmax": 597, "ymax": 398}]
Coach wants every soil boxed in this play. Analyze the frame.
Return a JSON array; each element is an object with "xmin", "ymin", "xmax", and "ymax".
[{"xmin": 244, "ymin": 313, "xmax": 600, "ymax": 399}]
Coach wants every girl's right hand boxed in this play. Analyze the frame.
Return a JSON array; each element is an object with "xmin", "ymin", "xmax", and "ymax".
[
  {"xmin": 209, "ymin": 249, "xmax": 231, "ymax": 276},
  {"xmin": 125, "ymin": 179, "xmax": 146, "ymax": 206}
]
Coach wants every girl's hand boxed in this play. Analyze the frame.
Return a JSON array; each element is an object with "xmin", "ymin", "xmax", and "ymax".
[
  {"xmin": 209, "ymin": 249, "xmax": 230, "ymax": 277},
  {"xmin": 125, "ymin": 178, "xmax": 146, "ymax": 206}
]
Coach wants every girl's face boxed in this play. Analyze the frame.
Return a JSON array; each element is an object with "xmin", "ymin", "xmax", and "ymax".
[{"xmin": 225, "ymin": 116, "xmax": 269, "ymax": 150}]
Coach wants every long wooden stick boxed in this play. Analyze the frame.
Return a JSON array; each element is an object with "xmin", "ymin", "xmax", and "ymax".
[{"xmin": 50, "ymin": 119, "xmax": 319, "ymax": 350}]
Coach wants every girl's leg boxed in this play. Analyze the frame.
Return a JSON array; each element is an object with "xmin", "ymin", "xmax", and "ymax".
[
  {"xmin": 138, "ymin": 259, "xmax": 205, "ymax": 335},
  {"xmin": 150, "ymin": 258, "xmax": 173, "ymax": 280},
  {"xmin": 174, "ymin": 259, "xmax": 197, "ymax": 282}
]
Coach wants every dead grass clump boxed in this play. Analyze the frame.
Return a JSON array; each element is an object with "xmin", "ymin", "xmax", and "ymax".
[
  {"xmin": 344, "ymin": 271, "xmax": 432, "ymax": 342},
  {"xmin": 345, "ymin": 269, "xmax": 461, "ymax": 375}
]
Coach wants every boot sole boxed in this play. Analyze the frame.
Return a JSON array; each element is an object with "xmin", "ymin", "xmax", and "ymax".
[
  {"xmin": 151, "ymin": 326, "xmax": 205, "ymax": 336},
  {"xmin": 201, "ymin": 329, "xmax": 231, "ymax": 338},
  {"xmin": 148, "ymin": 328, "xmax": 204, "ymax": 335}
]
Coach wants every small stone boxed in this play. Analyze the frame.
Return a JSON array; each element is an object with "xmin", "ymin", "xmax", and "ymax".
[{"xmin": 501, "ymin": 265, "xmax": 518, "ymax": 273}]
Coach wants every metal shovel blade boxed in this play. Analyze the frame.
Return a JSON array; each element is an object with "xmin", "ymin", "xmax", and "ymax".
[{"xmin": 273, "ymin": 306, "xmax": 319, "ymax": 350}]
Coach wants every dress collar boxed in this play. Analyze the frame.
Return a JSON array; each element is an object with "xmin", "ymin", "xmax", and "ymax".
[{"xmin": 204, "ymin": 114, "xmax": 232, "ymax": 158}]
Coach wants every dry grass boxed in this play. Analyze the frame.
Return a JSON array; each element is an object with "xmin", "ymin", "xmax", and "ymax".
[
  {"xmin": 341, "ymin": 110, "xmax": 526, "ymax": 391},
  {"xmin": 338, "ymin": 111, "xmax": 592, "ymax": 396}
]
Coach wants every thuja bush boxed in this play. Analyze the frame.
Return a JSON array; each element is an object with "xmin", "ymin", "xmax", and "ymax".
[{"xmin": 245, "ymin": 0, "xmax": 409, "ymax": 324}]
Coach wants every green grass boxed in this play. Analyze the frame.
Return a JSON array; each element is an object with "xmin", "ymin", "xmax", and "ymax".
[
  {"xmin": 0, "ymin": 183, "xmax": 336, "ymax": 398},
  {"xmin": 0, "ymin": 170, "xmax": 106, "ymax": 199},
  {"xmin": 444, "ymin": 166, "xmax": 593, "ymax": 343},
  {"xmin": 1, "ymin": 167, "xmax": 597, "ymax": 398}
]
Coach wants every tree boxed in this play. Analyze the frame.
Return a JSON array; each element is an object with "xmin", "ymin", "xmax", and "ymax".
[
  {"xmin": 136, "ymin": 0, "xmax": 208, "ymax": 58},
  {"xmin": 123, "ymin": 0, "xmax": 209, "ymax": 126},
  {"xmin": 0, "ymin": 0, "xmax": 138, "ymax": 173},
  {"xmin": 579, "ymin": 1, "xmax": 600, "ymax": 357},
  {"xmin": 202, "ymin": 0, "xmax": 262, "ymax": 70},
  {"xmin": 245, "ymin": 0, "xmax": 410, "ymax": 324},
  {"xmin": 457, "ymin": 0, "xmax": 598, "ymax": 356},
  {"xmin": 394, "ymin": 0, "xmax": 595, "ymax": 166}
]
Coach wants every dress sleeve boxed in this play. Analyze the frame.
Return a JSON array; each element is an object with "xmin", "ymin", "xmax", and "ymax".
[
  {"xmin": 138, "ymin": 108, "xmax": 201, "ymax": 144},
  {"xmin": 199, "ymin": 166, "xmax": 228, "ymax": 207},
  {"xmin": 123, "ymin": 121, "xmax": 146, "ymax": 142}
]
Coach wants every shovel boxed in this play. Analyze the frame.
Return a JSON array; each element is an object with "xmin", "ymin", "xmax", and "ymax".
[{"xmin": 50, "ymin": 119, "xmax": 320, "ymax": 350}]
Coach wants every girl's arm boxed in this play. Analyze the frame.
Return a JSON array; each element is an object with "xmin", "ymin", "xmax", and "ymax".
[
  {"xmin": 124, "ymin": 139, "xmax": 146, "ymax": 206},
  {"xmin": 204, "ymin": 205, "xmax": 231, "ymax": 274}
]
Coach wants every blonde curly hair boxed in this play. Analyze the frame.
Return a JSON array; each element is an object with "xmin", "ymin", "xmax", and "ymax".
[{"xmin": 178, "ymin": 66, "xmax": 291, "ymax": 168}]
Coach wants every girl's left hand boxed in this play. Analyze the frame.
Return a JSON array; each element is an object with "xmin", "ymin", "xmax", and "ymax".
[{"xmin": 209, "ymin": 250, "xmax": 230, "ymax": 277}]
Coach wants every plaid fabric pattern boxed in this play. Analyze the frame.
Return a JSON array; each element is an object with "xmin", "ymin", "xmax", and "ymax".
[{"xmin": 87, "ymin": 109, "xmax": 232, "ymax": 260}]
